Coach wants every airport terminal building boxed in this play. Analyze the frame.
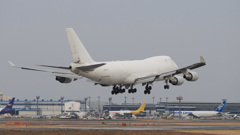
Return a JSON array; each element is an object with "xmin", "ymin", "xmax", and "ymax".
[
  {"xmin": 0, "ymin": 98, "xmax": 107, "ymax": 116},
  {"xmin": 103, "ymin": 101, "xmax": 240, "ymax": 115},
  {"xmin": 1, "ymin": 99, "xmax": 240, "ymax": 116}
]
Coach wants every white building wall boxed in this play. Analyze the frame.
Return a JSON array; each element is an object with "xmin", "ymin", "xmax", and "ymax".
[
  {"xmin": 64, "ymin": 101, "xmax": 81, "ymax": 113},
  {"xmin": 19, "ymin": 111, "xmax": 37, "ymax": 116}
]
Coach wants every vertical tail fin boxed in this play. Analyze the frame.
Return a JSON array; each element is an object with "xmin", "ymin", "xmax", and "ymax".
[
  {"xmin": 4, "ymin": 97, "xmax": 15, "ymax": 110},
  {"xmin": 136, "ymin": 102, "xmax": 146, "ymax": 112},
  {"xmin": 215, "ymin": 100, "xmax": 226, "ymax": 112},
  {"xmin": 66, "ymin": 28, "xmax": 95, "ymax": 64}
]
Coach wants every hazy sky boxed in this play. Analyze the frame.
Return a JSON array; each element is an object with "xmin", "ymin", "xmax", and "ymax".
[{"xmin": 1, "ymin": 1, "xmax": 240, "ymax": 104}]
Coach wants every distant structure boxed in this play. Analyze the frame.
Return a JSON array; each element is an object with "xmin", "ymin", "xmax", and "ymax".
[
  {"xmin": 0, "ymin": 91, "xmax": 11, "ymax": 101},
  {"xmin": 0, "ymin": 92, "xmax": 2, "ymax": 100}
]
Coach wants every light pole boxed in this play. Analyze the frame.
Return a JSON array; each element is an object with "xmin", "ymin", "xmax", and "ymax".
[
  {"xmin": 88, "ymin": 96, "xmax": 91, "ymax": 111},
  {"xmin": 124, "ymin": 97, "xmax": 127, "ymax": 110},
  {"xmin": 108, "ymin": 97, "xmax": 112, "ymax": 111},
  {"xmin": 36, "ymin": 96, "xmax": 40, "ymax": 116},
  {"xmin": 177, "ymin": 96, "xmax": 183, "ymax": 120},
  {"xmin": 84, "ymin": 97, "xmax": 88, "ymax": 112},
  {"xmin": 132, "ymin": 97, "xmax": 134, "ymax": 104},
  {"xmin": 160, "ymin": 97, "xmax": 162, "ymax": 105},
  {"xmin": 61, "ymin": 97, "xmax": 64, "ymax": 115},
  {"xmin": 98, "ymin": 96, "xmax": 101, "ymax": 113},
  {"xmin": 152, "ymin": 97, "xmax": 155, "ymax": 104},
  {"xmin": 166, "ymin": 97, "xmax": 168, "ymax": 111},
  {"xmin": 124, "ymin": 97, "xmax": 127, "ymax": 105}
]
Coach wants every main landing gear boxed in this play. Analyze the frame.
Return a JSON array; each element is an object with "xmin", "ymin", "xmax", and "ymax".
[
  {"xmin": 144, "ymin": 84, "xmax": 152, "ymax": 94},
  {"xmin": 111, "ymin": 85, "xmax": 137, "ymax": 95},
  {"xmin": 111, "ymin": 84, "xmax": 156, "ymax": 95},
  {"xmin": 111, "ymin": 85, "xmax": 125, "ymax": 95},
  {"xmin": 128, "ymin": 85, "xmax": 137, "ymax": 94}
]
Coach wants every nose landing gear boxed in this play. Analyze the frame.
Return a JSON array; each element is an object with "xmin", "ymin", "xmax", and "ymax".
[{"xmin": 164, "ymin": 80, "xmax": 170, "ymax": 89}]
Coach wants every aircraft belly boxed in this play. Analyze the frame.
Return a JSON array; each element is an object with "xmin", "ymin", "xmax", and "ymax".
[
  {"xmin": 79, "ymin": 57, "xmax": 179, "ymax": 85},
  {"xmin": 80, "ymin": 69, "xmax": 129, "ymax": 85}
]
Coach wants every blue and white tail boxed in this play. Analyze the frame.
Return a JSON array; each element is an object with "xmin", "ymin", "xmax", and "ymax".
[
  {"xmin": 66, "ymin": 28, "xmax": 95, "ymax": 64},
  {"xmin": 4, "ymin": 97, "xmax": 15, "ymax": 110},
  {"xmin": 0, "ymin": 97, "xmax": 15, "ymax": 114},
  {"xmin": 215, "ymin": 100, "xmax": 226, "ymax": 112}
]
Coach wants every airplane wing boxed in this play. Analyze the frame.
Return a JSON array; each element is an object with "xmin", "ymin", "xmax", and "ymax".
[
  {"xmin": 133, "ymin": 56, "xmax": 206, "ymax": 84},
  {"xmin": 8, "ymin": 61, "xmax": 82, "ymax": 79},
  {"xmin": 76, "ymin": 63, "xmax": 106, "ymax": 71},
  {"xmin": 167, "ymin": 56, "xmax": 206, "ymax": 77},
  {"xmin": 38, "ymin": 63, "xmax": 106, "ymax": 71}
]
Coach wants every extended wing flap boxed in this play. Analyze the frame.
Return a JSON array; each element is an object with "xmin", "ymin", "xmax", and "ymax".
[
  {"xmin": 134, "ymin": 75, "xmax": 158, "ymax": 84},
  {"xmin": 37, "ymin": 65, "xmax": 70, "ymax": 70},
  {"xmin": 52, "ymin": 72, "xmax": 82, "ymax": 79},
  {"xmin": 133, "ymin": 73, "xmax": 159, "ymax": 84}
]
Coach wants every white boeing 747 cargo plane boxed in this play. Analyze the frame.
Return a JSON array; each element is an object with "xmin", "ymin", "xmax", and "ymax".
[{"xmin": 9, "ymin": 28, "xmax": 206, "ymax": 95}]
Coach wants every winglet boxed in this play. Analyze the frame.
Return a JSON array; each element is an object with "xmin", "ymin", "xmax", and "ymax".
[
  {"xmin": 8, "ymin": 61, "xmax": 16, "ymax": 67},
  {"xmin": 200, "ymin": 56, "xmax": 206, "ymax": 64}
]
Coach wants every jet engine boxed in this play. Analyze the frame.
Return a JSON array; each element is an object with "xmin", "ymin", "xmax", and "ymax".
[
  {"xmin": 169, "ymin": 75, "xmax": 184, "ymax": 85},
  {"xmin": 56, "ymin": 76, "xmax": 72, "ymax": 83},
  {"xmin": 183, "ymin": 71, "xmax": 198, "ymax": 81}
]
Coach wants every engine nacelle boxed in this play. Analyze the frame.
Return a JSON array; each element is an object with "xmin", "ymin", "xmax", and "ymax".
[
  {"xmin": 56, "ymin": 76, "xmax": 72, "ymax": 83},
  {"xmin": 183, "ymin": 71, "xmax": 198, "ymax": 81},
  {"xmin": 169, "ymin": 75, "xmax": 184, "ymax": 85}
]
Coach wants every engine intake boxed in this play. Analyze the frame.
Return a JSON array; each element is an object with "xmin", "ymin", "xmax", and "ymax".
[
  {"xmin": 183, "ymin": 71, "xmax": 198, "ymax": 81},
  {"xmin": 56, "ymin": 76, "xmax": 72, "ymax": 83},
  {"xmin": 169, "ymin": 75, "xmax": 184, "ymax": 85}
]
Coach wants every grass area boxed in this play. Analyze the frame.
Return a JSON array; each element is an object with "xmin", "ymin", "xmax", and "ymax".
[
  {"xmin": 0, "ymin": 129, "xmax": 205, "ymax": 135},
  {"xmin": 178, "ymin": 130, "xmax": 240, "ymax": 135}
]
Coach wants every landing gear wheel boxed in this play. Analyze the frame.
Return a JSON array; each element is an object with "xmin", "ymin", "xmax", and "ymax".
[
  {"xmin": 120, "ymin": 89, "xmax": 125, "ymax": 93},
  {"xmin": 147, "ymin": 90, "xmax": 151, "ymax": 94},
  {"xmin": 134, "ymin": 88, "xmax": 137, "ymax": 93},
  {"xmin": 144, "ymin": 90, "xmax": 151, "ymax": 94},
  {"xmin": 164, "ymin": 85, "xmax": 170, "ymax": 89}
]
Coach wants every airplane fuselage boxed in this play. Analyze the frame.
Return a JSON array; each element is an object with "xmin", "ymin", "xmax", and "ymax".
[
  {"xmin": 174, "ymin": 111, "xmax": 221, "ymax": 118},
  {"xmin": 71, "ymin": 56, "xmax": 178, "ymax": 85}
]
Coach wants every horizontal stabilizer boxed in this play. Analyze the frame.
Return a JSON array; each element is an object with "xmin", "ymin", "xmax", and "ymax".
[{"xmin": 77, "ymin": 63, "xmax": 106, "ymax": 71}]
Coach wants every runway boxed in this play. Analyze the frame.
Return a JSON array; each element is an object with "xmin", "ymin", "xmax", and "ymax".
[
  {"xmin": 1, "ymin": 119, "xmax": 240, "ymax": 134},
  {"xmin": 1, "ymin": 125, "xmax": 240, "ymax": 130}
]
